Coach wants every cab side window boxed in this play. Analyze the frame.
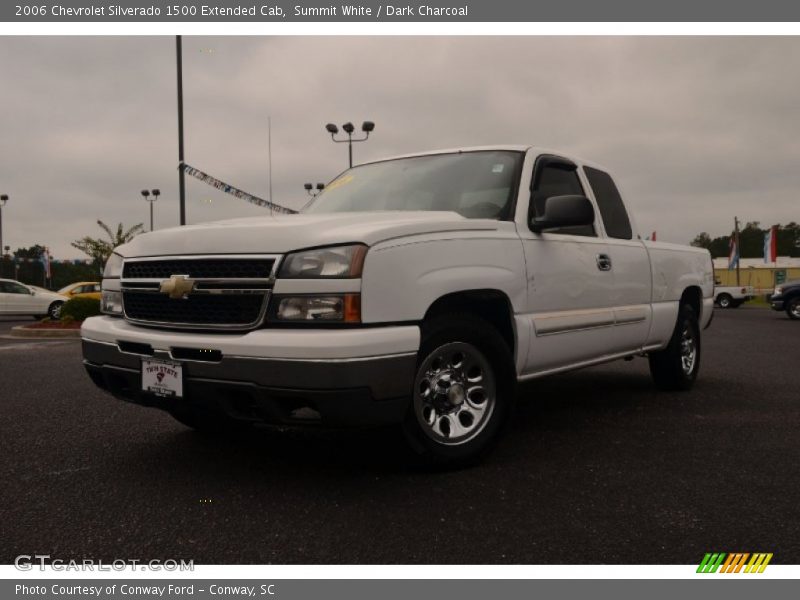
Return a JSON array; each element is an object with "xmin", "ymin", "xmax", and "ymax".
[
  {"xmin": 530, "ymin": 160, "xmax": 595, "ymax": 237},
  {"xmin": 583, "ymin": 166, "xmax": 633, "ymax": 240}
]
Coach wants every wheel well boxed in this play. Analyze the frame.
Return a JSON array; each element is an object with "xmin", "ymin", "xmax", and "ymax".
[
  {"xmin": 681, "ymin": 286, "xmax": 702, "ymax": 315},
  {"xmin": 423, "ymin": 290, "xmax": 515, "ymax": 354}
]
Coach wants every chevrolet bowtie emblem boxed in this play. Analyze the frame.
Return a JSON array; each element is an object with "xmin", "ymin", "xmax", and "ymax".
[{"xmin": 159, "ymin": 275, "xmax": 196, "ymax": 299}]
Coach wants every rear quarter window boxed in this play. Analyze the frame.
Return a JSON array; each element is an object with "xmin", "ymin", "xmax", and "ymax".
[{"xmin": 583, "ymin": 166, "xmax": 633, "ymax": 240}]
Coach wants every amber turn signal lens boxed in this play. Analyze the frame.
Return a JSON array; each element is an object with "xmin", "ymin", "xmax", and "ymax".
[{"xmin": 343, "ymin": 294, "xmax": 361, "ymax": 323}]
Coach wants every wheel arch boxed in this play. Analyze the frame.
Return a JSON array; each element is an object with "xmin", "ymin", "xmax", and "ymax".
[
  {"xmin": 422, "ymin": 289, "xmax": 516, "ymax": 359},
  {"xmin": 681, "ymin": 285, "xmax": 703, "ymax": 317}
]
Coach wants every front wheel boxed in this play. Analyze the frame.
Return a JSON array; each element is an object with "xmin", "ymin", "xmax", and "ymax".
[
  {"xmin": 648, "ymin": 304, "xmax": 701, "ymax": 391},
  {"xmin": 402, "ymin": 314, "xmax": 514, "ymax": 467},
  {"xmin": 48, "ymin": 301, "xmax": 64, "ymax": 320},
  {"xmin": 787, "ymin": 297, "xmax": 800, "ymax": 320}
]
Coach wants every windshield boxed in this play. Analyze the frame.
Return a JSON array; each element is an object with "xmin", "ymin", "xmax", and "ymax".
[
  {"xmin": 57, "ymin": 285, "xmax": 73, "ymax": 294},
  {"xmin": 304, "ymin": 150, "xmax": 523, "ymax": 220}
]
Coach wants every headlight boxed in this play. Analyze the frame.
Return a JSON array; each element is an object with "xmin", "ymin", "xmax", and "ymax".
[
  {"xmin": 103, "ymin": 253, "xmax": 124, "ymax": 278},
  {"xmin": 275, "ymin": 294, "xmax": 361, "ymax": 323},
  {"xmin": 774, "ymin": 287, "xmax": 783, "ymax": 295},
  {"xmin": 279, "ymin": 244, "xmax": 367, "ymax": 278},
  {"xmin": 101, "ymin": 291, "xmax": 123, "ymax": 315}
]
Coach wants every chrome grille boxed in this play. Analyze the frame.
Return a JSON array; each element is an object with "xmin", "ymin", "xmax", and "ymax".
[
  {"xmin": 123, "ymin": 258, "xmax": 276, "ymax": 280},
  {"xmin": 121, "ymin": 255, "xmax": 279, "ymax": 330}
]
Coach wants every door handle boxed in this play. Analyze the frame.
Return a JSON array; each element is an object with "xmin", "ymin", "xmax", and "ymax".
[{"xmin": 597, "ymin": 254, "xmax": 612, "ymax": 271}]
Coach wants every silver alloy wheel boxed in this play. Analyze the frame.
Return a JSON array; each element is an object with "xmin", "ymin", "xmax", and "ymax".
[
  {"xmin": 414, "ymin": 341, "xmax": 496, "ymax": 446},
  {"xmin": 50, "ymin": 303, "xmax": 63, "ymax": 319},
  {"xmin": 680, "ymin": 325, "xmax": 697, "ymax": 375},
  {"xmin": 718, "ymin": 295, "xmax": 731, "ymax": 308},
  {"xmin": 790, "ymin": 299, "xmax": 800, "ymax": 319}
]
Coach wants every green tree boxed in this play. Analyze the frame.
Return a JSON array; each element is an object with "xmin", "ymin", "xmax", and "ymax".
[
  {"xmin": 14, "ymin": 244, "xmax": 46, "ymax": 259},
  {"xmin": 71, "ymin": 220, "xmax": 144, "ymax": 270},
  {"xmin": 692, "ymin": 222, "xmax": 800, "ymax": 259},
  {"xmin": 690, "ymin": 232, "xmax": 712, "ymax": 249}
]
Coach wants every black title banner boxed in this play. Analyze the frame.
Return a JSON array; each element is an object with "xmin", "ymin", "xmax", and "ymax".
[{"xmin": 5, "ymin": 0, "xmax": 800, "ymax": 22}]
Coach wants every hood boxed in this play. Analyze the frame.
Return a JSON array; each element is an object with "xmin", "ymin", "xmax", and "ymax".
[{"xmin": 116, "ymin": 211, "xmax": 499, "ymax": 257}]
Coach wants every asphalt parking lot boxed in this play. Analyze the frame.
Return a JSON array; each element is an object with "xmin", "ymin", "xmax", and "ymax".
[{"xmin": 1, "ymin": 307, "xmax": 798, "ymax": 565}]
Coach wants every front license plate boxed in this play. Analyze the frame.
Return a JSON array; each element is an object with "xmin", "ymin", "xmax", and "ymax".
[{"xmin": 141, "ymin": 358, "xmax": 183, "ymax": 398}]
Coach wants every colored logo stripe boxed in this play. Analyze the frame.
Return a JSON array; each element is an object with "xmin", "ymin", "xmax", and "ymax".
[
  {"xmin": 697, "ymin": 552, "xmax": 773, "ymax": 573},
  {"xmin": 697, "ymin": 553, "xmax": 726, "ymax": 573}
]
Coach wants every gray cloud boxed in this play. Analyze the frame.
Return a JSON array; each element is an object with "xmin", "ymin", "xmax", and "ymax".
[{"xmin": 1, "ymin": 36, "xmax": 799, "ymax": 258}]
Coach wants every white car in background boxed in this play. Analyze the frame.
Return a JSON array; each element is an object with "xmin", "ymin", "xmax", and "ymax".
[{"xmin": 0, "ymin": 279, "xmax": 68, "ymax": 319}]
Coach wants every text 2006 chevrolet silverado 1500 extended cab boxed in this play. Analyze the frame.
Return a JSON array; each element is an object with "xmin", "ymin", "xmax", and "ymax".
[{"xmin": 82, "ymin": 147, "xmax": 714, "ymax": 465}]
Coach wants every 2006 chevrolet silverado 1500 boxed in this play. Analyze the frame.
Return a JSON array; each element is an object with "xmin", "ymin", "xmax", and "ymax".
[{"xmin": 82, "ymin": 147, "xmax": 714, "ymax": 464}]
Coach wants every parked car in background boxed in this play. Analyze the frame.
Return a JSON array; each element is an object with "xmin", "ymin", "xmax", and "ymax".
[
  {"xmin": 0, "ymin": 279, "xmax": 68, "ymax": 319},
  {"xmin": 770, "ymin": 279, "xmax": 800, "ymax": 320},
  {"xmin": 714, "ymin": 282, "xmax": 755, "ymax": 308},
  {"xmin": 58, "ymin": 281, "xmax": 102, "ymax": 301}
]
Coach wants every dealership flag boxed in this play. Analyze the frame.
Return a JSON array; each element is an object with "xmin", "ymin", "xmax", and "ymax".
[
  {"xmin": 181, "ymin": 163, "xmax": 297, "ymax": 215},
  {"xmin": 728, "ymin": 235, "xmax": 739, "ymax": 270},
  {"xmin": 764, "ymin": 226, "xmax": 778, "ymax": 263},
  {"xmin": 41, "ymin": 247, "xmax": 52, "ymax": 278}
]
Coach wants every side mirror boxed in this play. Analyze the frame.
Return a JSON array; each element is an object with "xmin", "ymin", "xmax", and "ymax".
[{"xmin": 531, "ymin": 195, "xmax": 595, "ymax": 233}]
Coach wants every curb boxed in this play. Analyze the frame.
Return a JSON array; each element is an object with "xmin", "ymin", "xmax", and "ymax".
[{"xmin": 10, "ymin": 325, "xmax": 82, "ymax": 339}]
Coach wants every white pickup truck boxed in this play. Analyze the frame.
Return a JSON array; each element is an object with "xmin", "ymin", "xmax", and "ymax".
[
  {"xmin": 82, "ymin": 146, "xmax": 714, "ymax": 465},
  {"xmin": 714, "ymin": 283, "xmax": 755, "ymax": 308}
]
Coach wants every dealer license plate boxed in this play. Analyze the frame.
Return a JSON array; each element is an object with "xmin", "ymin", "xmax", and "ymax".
[{"xmin": 141, "ymin": 358, "xmax": 184, "ymax": 398}]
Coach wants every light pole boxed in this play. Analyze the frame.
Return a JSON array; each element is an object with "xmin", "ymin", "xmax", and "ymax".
[
  {"xmin": 142, "ymin": 188, "xmax": 160, "ymax": 231},
  {"xmin": 325, "ymin": 121, "xmax": 375, "ymax": 168},
  {"xmin": 303, "ymin": 183, "xmax": 325, "ymax": 198},
  {"xmin": 176, "ymin": 35, "xmax": 186, "ymax": 226},
  {"xmin": 0, "ymin": 194, "xmax": 8, "ymax": 269}
]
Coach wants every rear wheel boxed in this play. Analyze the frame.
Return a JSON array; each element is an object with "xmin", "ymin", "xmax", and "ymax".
[
  {"xmin": 402, "ymin": 314, "xmax": 514, "ymax": 467},
  {"xmin": 787, "ymin": 297, "xmax": 800, "ymax": 320},
  {"xmin": 648, "ymin": 304, "xmax": 701, "ymax": 391},
  {"xmin": 716, "ymin": 293, "xmax": 733, "ymax": 308}
]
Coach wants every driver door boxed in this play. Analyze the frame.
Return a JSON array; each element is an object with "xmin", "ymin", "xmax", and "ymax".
[{"xmin": 518, "ymin": 155, "xmax": 615, "ymax": 376}]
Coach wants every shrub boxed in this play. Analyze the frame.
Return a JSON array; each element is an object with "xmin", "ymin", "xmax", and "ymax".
[{"xmin": 60, "ymin": 297, "xmax": 101, "ymax": 322}]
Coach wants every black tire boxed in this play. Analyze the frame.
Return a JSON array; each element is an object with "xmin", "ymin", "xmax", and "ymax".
[
  {"xmin": 716, "ymin": 293, "xmax": 733, "ymax": 309},
  {"xmin": 648, "ymin": 304, "xmax": 701, "ymax": 391},
  {"xmin": 786, "ymin": 297, "xmax": 800, "ymax": 320},
  {"xmin": 48, "ymin": 301, "xmax": 64, "ymax": 320},
  {"xmin": 402, "ymin": 314, "xmax": 515, "ymax": 468}
]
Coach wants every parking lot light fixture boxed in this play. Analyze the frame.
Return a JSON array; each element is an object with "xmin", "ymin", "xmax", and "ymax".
[
  {"xmin": 325, "ymin": 120, "xmax": 376, "ymax": 168},
  {"xmin": 142, "ymin": 189, "xmax": 160, "ymax": 232},
  {"xmin": 0, "ymin": 194, "xmax": 9, "ymax": 267},
  {"xmin": 304, "ymin": 183, "xmax": 323, "ymax": 198}
]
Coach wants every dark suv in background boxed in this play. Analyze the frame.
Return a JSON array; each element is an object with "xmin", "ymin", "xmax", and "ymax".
[{"xmin": 770, "ymin": 280, "xmax": 800, "ymax": 320}]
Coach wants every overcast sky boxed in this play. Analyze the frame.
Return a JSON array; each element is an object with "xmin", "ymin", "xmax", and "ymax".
[{"xmin": 1, "ymin": 36, "xmax": 799, "ymax": 258}]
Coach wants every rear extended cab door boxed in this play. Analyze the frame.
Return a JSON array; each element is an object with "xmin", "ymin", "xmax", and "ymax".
[{"xmin": 581, "ymin": 165, "xmax": 653, "ymax": 354}]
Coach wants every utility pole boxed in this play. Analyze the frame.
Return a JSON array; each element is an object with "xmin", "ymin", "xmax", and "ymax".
[
  {"xmin": 734, "ymin": 216, "xmax": 741, "ymax": 286},
  {"xmin": 268, "ymin": 115, "xmax": 273, "ymax": 216},
  {"xmin": 176, "ymin": 35, "xmax": 186, "ymax": 225}
]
